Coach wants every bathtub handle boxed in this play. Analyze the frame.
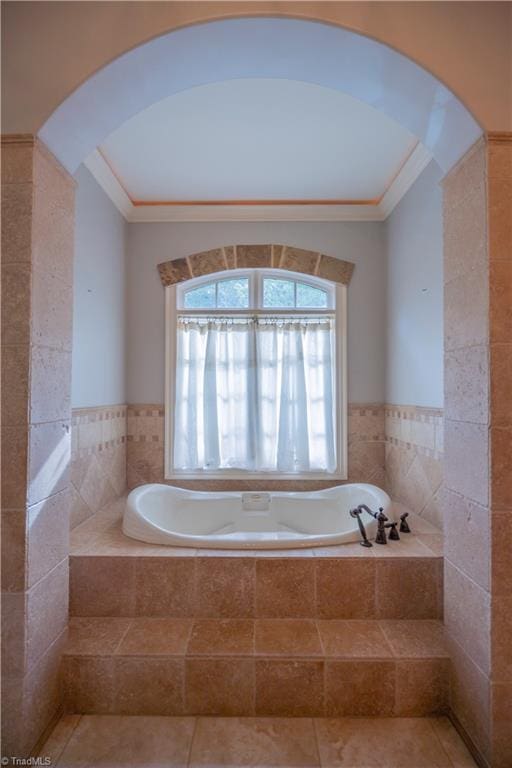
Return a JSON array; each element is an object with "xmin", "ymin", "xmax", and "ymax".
[{"xmin": 349, "ymin": 507, "xmax": 373, "ymax": 548}]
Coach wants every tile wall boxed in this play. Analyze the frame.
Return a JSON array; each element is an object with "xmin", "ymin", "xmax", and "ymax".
[
  {"xmin": 385, "ymin": 405, "xmax": 444, "ymax": 529},
  {"xmin": 125, "ymin": 404, "xmax": 386, "ymax": 493},
  {"xmin": 70, "ymin": 406, "xmax": 127, "ymax": 529}
]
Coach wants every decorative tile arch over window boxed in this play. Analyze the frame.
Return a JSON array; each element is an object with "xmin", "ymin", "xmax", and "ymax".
[{"xmin": 157, "ymin": 244, "xmax": 355, "ymax": 287}]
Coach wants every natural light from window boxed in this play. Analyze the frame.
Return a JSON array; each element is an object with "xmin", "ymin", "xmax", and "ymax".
[{"xmin": 166, "ymin": 269, "xmax": 346, "ymax": 478}]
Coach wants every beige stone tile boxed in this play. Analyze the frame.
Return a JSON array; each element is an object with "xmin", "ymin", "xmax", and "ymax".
[
  {"xmin": 445, "ymin": 345, "xmax": 489, "ymax": 424},
  {"xmin": 29, "ymin": 346, "xmax": 72, "ymax": 423},
  {"xmin": 117, "ymin": 618, "xmax": 193, "ymax": 656},
  {"xmin": 56, "ymin": 715, "xmax": 195, "ymax": 767},
  {"xmin": 1, "ymin": 591, "xmax": 26, "ymax": 678},
  {"xmin": 490, "ymin": 260, "xmax": 512, "ymax": 343},
  {"xmin": 114, "ymin": 657, "xmax": 185, "ymax": 715},
  {"xmin": 26, "ymin": 559, "xmax": 68, "ymax": 671},
  {"xmin": 492, "ymin": 595, "xmax": 512, "ymax": 682},
  {"xmin": 492, "ymin": 512, "xmax": 512, "ymax": 596},
  {"xmin": 1, "ymin": 509, "xmax": 26, "ymax": 591},
  {"xmin": 488, "ymin": 139, "xmax": 512, "ymax": 179},
  {"xmin": 236, "ymin": 244, "xmax": 272, "ymax": 268},
  {"xmin": 256, "ymin": 559, "xmax": 315, "ymax": 618},
  {"xmin": 135, "ymin": 558, "xmax": 196, "ymax": 617},
  {"xmin": 347, "ymin": 441, "xmax": 385, "ymax": 484},
  {"xmin": 188, "ymin": 247, "xmax": 227, "ymax": 277},
  {"xmin": 395, "ymin": 659, "xmax": 449, "ymax": 716},
  {"xmin": 448, "ymin": 636, "xmax": 491, "ymax": 761},
  {"xmin": 317, "ymin": 254, "xmax": 354, "ymax": 284},
  {"xmin": 444, "ymin": 268, "xmax": 489, "ymax": 352},
  {"xmin": 416, "ymin": 535, "xmax": 444, "ymax": 557},
  {"xmin": 1, "ymin": 183, "xmax": 33, "ymax": 264},
  {"xmin": 185, "ymin": 658, "xmax": 254, "ymax": 715},
  {"xmin": 443, "ymin": 138, "xmax": 486, "ymax": 209},
  {"xmin": 1, "ymin": 344, "xmax": 29, "ymax": 426},
  {"xmin": 28, "ymin": 420, "xmax": 70, "ymax": 506},
  {"xmin": 36, "ymin": 714, "xmax": 81, "ymax": 765},
  {"xmin": 279, "ymin": 246, "xmax": 319, "ymax": 275},
  {"xmin": 317, "ymin": 620, "xmax": 391, "ymax": 658},
  {"xmin": 491, "ymin": 682, "xmax": 512, "ymax": 768},
  {"xmin": 157, "ymin": 257, "xmax": 191, "ymax": 286},
  {"xmin": 376, "ymin": 559, "xmax": 442, "ymax": 619},
  {"xmin": 379, "ymin": 620, "xmax": 448, "ymax": 658},
  {"xmin": 491, "ymin": 427, "xmax": 512, "ymax": 508},
  {"xmin": 371, "ymin": 535, "xmax": 436, "ymax": 558},
  {"xmin": 489, "ymin": 177, "xmax": 512, "ymax": 262},
  {"xmin": 443, "ymin": 178, "xmax": 487, "ymax": 284},
  {"xmin": 430, "ymin": 716, "xmax": 479, "ymax": 767},
  {"xmin": 1, "ymin": 679, "xmax": 24, "ymax": 755},
  {"xmin": 26, "ymin": 488, "xmax": 69, "ymax": 587},
  {"xmin": 196, "ymin": 557, "xmax": 255, "ymax": 618},
  {"xmin": 188, "ymin": 619, "xmax": 254, "ymax": 656},
  {"xmin": 1, "ymin": 262, "xmax": 31, "ymax": 345},
  {"xmin": 189, "ymin": 716, "xmax": 320, "ymax": 767},
  {"xmin": 66, "ymin": 618, "xmax": 132, "ymax": 656},
  {"xmin": 2, "ymin": 425, "xmax": 29, "ymax": 507},
  {"xmin": 255, "ymin": 619, "xmax": 322, "ymax": 657},
  {"xmin": 255, "ymin": 659, "xmax": 324, "ymax": 716},
  {"xmin": 315, "ymin": 717, "xmax": 452, "ymax": 766},
  {"xmin": 70, "ymin": 556, "xmax": 135, "ymax": 616},
  {"xmin": 313, "ymin": 543, "xmax": 375, "ymax": 557},
  {"xmin": 444, "ymin": 420, "xmax": 489, "ymax": 507},
  {"xmin": 316, "ymin": 559, "xmax": 376, "ymax": 619},
  {"xmin": 491, "ymin": 344, "xmax": 512, "ymax": 427},
  {"xmin": 69, "ymin": 482, "xmax": 94, "ymax": 530},
  {"xmin": 62, "ymin": 656, "xmax": 115, "ymax": 714},
  {"xmin": 22, "ymin": 630, "xmax": 67, "ymax": 756},
  {"xmin": 324, "ymin": 660, "xmax": 395, "ymax": 716},
  {"xmin": 31, "ymin": 268, "xmax": 73, "ymax": 351},
  {"xmin": 32, "ymin": 143, "xmax": 75, "ymax": 287},
  {"xmin": 443, "ymin": 488, "xmax": 489, "ymax": 590},
  {"xmin": 1, "ymin": 141, "xmax": 34, "ymax": 184}
]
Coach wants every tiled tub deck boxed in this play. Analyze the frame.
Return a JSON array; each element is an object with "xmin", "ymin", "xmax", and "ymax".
[{"xmin": 65, "ymin": 498, "xmax": 448, "ymax": 718}]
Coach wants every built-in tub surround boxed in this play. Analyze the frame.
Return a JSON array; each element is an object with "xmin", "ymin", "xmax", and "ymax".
[
  {"xmin": 70, "ymin": 405, "xmax": 127, "ymax": 529},
  {"xmin": 385, "ymin": 405, "xmax": 443, "ymax": 530},
  {"xmin": 126, "ymin": 403, "xmax": 386, "ymax": 493}
]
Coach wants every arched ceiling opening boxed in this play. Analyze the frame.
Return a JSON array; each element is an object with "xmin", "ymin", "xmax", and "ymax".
[{"xmin": 39, "ymin": 17, "xmax": 481, "ymax": 177}]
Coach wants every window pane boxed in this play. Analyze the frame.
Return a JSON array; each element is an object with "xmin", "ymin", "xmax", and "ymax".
[
  {"xmin": 217, "ymin": 278, "xmax": 249, "ymax": 308},
  {"xmin": 296, "ymin": 282, "xmax": 328, "ymax": 308},
  {"xmin": 183, "ymin": 283, "xmax": 216, "ymax": 308},
  {"xmin": 263, "ymin": 278, "xmax": 295, "ymax": 307}
]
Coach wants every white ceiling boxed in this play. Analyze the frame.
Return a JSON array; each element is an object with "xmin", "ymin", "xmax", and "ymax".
[{"xmin": 100, "ymin": 79, "xmax": 418, "ymax": 203}]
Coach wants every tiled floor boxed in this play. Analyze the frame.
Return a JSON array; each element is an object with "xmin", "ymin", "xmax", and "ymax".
[{"xmin": 39, "ymin": 714, "xmax": 478, "ymax": 767}]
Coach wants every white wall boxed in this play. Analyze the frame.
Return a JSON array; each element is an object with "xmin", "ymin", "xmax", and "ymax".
[
  {"xmin": 72, "ymin": 165, "xmax": 126, "ymax": 407},
  {"xmin": 385, "ymin": 160, "xmax": 444, "ymax": 407},
  {"xmin": 126, "ymin": 222, "xmax": 387, "ymax": 404}
]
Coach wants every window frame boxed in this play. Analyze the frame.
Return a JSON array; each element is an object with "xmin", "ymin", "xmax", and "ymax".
[{"xmin": 165, "ymin": 268, "xmax": 347, "ymax": 480}]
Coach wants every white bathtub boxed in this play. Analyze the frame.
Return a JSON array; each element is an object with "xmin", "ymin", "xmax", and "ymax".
[{"xmin": 122, "ymin": 483, "xmax": 390, "ymax": 549}]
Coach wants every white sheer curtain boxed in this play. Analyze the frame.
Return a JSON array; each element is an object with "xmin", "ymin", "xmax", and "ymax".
[{"xmin": 173, "ymin": 315, "xmax": 336, "ymax": 473}]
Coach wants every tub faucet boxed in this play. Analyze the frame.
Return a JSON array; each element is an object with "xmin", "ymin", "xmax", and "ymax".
[
  {"xmin": 350, "ymin": 504, "xmax": 389, "ymax": 546},
  {"xmin": 399, "ymin": 511, "xmax": 411, "ymax": 533}
]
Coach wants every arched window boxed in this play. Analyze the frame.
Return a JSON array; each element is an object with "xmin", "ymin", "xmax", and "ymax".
[{"xmin": 165, "ymin": 269, "xmax": 346, "ymax": 478}]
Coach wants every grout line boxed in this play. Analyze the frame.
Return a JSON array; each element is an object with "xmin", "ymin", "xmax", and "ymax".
[
  {"xmin": 186, "ymin": 716, "xmax": 199, "ymax": 767},
  {"xmin": 112, "ymin": 619, "xmax": 134, "ymax": 655},
  {"xmin": 427, "ymin": 716, "xmax": 458, "ymax": 768},
  {"xmin": 312, "ymin": 717, "xmax": 324, "ymax": 767}
]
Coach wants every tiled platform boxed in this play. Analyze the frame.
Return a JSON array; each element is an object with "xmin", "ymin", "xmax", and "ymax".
[
  {"xmin": 70, "ymin": 498, "xmax": 444, "ymax": 621},
  {"xmin": 62, "ymin": 618, "xmax": 449, "ymax": 717},
  {"xmin": 39, "ymin": 714, "xmax": 478, "ymax": 767}
]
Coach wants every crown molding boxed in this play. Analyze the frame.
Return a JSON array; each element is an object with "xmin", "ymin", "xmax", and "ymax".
[
  {"xmin": 378, "ymin": 143, "xmax": 433, "ymax": 218},
  {"xmin": 84, "ymin": 143, "xmax": 432, "ymax": 223},
  {"xmin": 83, "ymin": 150, "xmax": 132, "ymax": 219}
]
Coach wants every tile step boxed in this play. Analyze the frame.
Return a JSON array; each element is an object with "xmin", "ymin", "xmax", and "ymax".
[
  {"xmin": 62, "ymin": 618, "xmax": 450, "ymax": 717},
  {"xmin": 70, "ymin": 553, "xmax": 443, "ymax": 619}
]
